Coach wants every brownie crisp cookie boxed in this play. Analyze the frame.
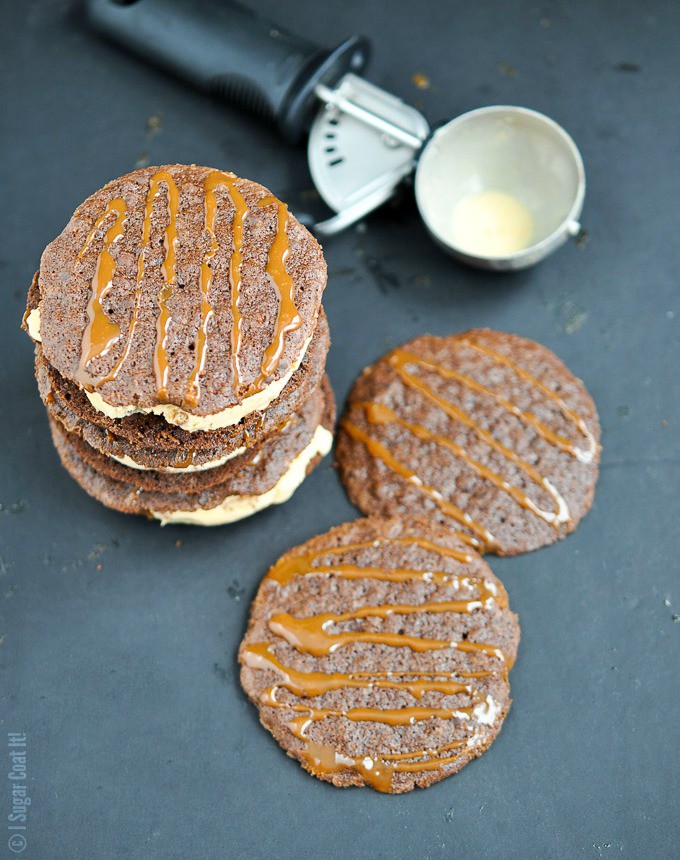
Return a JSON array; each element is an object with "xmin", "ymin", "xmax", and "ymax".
[
  {"xmin": 239, "ymin": 517, "xmax": 520, "ymax": 793},
  {"xmin": 336, "ymin": 330, "xmax": 601, "ymax": 555},
  {"xmin": 25, "ymin": 164, "xmax": 326, "ymax": 430}
]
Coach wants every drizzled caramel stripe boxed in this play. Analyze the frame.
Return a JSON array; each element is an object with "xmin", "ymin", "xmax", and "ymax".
[
  {"xmin": 300, "ymin": 734, "xmax": 475, "ymax": 790},
  {"xmin": 269, "ymin": 609, "xmax": 509, "ymax": 663},
  {"xmin": 266, "ymin": 535, "xmax": 475, "ymax": 586},
  {"xmin": 342, "ymin": 339, "xmax": 599, "ymax": 544},
  {"xmin": 254, "ymin": 196, "xmax": 302, "ymax": 388},
  {"xmin": 116, "ymin": 170, "xmax": 179, "ymax": 391},
  {"xmin": 278, "ymin": 702, "xmax": 484, "ymax": 736},
  {"xmin": 182, "ymin": 171, "xmax": 238, "ymax": 407},
  {"xmin": 382, "ymin": 737, "xmax": 467, "ymax": 762},
  {"xmin": 457, "ymin": 337, "xmax": 598, "ymax": 463},
  {"xmin": 302, "ymin": 741, "xmax": 395, "ymax": 791},
  {"xmin": 391, "ymin": 351, "xmax": 574, "ymax": 522},
  {"xmin": 244, "ymin": 644, "xmax": 473, "ymax": 698},
  {"xmin": 153, "ymin": 172, "xmax": 181, "ymax": 401},
  {"xmin": 340, "ymin": 418, "xmax": 495, "ymax": 550},
  {"xmin": 278, "ymin": 695, "xmax": 500, "ymax": 793},
  {"xmin": 77, "ymin": 198, "xmax": 127, "ymax": 377},
  {"xmin": 74, "ymin": 172, "xmax": 307, "ymax": 404},
  {"xmin": 184, "ymin": 179, "xmax": 303, "ymax": 404},
  {"xmin": 390, "ymin": 348, "xmax": 589, "ymax": 522},
  {"xmin": 364, "ymin": 398, "xmax": 570, "ymax": 529},
  {"xmin": 76, "ymin": 170, "xmax": 181, "ymax": 390}
]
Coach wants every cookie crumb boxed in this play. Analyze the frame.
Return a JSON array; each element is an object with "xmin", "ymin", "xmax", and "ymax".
[
  {"xmin": 411, "ymin": 73, "xmax": 431, "ymax": 90},
  {"xmin": 498, "ymin": 61, "xmax": 518, "ymax": 78},
  {"xmin": 146, "ymin": 113, "xmax": 163, "ymax": 137},
  {"xmin": 615, "ymin": 61, "xmax": 641, "ymax": 73}
]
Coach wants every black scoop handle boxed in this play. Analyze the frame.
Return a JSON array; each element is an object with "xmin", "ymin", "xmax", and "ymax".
[{"xmin": 86, "ymin": 0, "xmax": 370, "ymax": 143}]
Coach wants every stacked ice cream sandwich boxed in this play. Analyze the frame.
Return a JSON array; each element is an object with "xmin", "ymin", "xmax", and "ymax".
[{"xmin": 23, "ymin": 164, "xmax": 334, "ymax": 525}]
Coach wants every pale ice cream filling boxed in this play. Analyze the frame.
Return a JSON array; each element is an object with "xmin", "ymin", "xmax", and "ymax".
[
  {"xmin": 26, "ymin": 307, "xmax": 42, "ymax": 342},
  {"xmin": 152, "ymin": 424, "xmax": 333, "ymax": 526},
  {"xmin": 110, "ymin": 446, "xmax": 246, "ymax": 473},
  {"xmin": 26, "ymin": 303, "xmax": 313, "ymax": 433},
  {"xmin": 85, "ymin": 331, "xmax": 314, "ymax": 432}
]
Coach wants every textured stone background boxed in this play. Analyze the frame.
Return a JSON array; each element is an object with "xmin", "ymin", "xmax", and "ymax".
[{"xmin": 1, "ymin": 1, "xmax": 678, "ymax": 857}]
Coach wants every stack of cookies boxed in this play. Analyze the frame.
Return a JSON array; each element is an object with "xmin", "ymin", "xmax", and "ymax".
[
  {"xmin": 23, "ymin": 161, "xmax": 603, "ymax": 795},
  {"xmin": 23, "ymin": 164, "xmax": 334, "ymax": 525}
]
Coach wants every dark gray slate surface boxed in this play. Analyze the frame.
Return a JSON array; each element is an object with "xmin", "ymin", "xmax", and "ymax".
[{"xmin": 1, "ymin": 2, "xmax": 678, "ymax": 858}]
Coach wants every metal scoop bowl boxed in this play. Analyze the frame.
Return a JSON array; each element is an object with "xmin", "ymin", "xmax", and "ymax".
[{"xmin": 415, "ymin": 106, "xmax": 586, "ymax": 270}]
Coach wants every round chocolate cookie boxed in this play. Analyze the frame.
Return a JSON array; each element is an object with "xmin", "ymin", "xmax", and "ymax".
[
  {"xmin": 49, "ymin": 377, "xmax": 335, "ymax": 525},
  {"xmin": 239, "ymin": 516, "xmax": 520, "ymax": 794},
  {"xmin": 32, "ymin": 164, "xmax": 326, "ymax": 423},
  {"xmin": 34, "ymin": 308, "xmax": 330, "ymax": 463},
  {"xmin": 336, "ymin": 330, "xmax": 601, "ymax": 556}
]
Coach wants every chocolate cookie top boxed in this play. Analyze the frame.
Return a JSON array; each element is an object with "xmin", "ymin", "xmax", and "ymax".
[
  {"xmin": 336, "ymin": 330, "xmax": 601, "ymax": 555},
  {"xmin": 31, "ymin": 164, "xmax": 326, "ymax": 419},
  {"xmin": 239, "ymin": 516, "xmax": 520, "ymax": 793}
]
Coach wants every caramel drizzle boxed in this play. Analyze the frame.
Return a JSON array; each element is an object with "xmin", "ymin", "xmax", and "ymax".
[
  {"xmin": 383, "ymin": 737, "xmax": 466, "ymax": 762},
  {"xmin": 76, "ymin": 198, "xmax": 127, "ymax": 381},
  {"xmin": 182, "ymin": 171, "xmax": 241, "ymax": 406},
  {"xmin": 171, "ymin": 451, "xmax": 196, "ymax": 469},
  {"xmin": 268, "ymin": 587, "xmax": 508, "ymax": 660},
  {"xmin": 342, "ymin": 340, "xmax": 598, "ymax": 548},
  {"xmin": 266, "ymin": 535, "xmax": 475, "ymax": 587},
  {"xmin": 301, "ymin": 735, "xmax": 472, "ymax": 791},
  {"xmin": 279, "ymin": 702, "xmax": 484, "ymax": 736},
  {"xmin": 75, "ymin": 170, "xmax": 181, "ymax": 390},
  {"xmin": 252, "ymin": 196, "xmax": 302, "ymax": 391},
  {"xmin": 244, "ymin": 538, "xmax": 512, "ymax": 792},
  {"xmin": 244, "ymin": 644, "xmax": 474, "ymax": 699},
  {"xmin": 300, "ymin": 734, "xmax": 471, "ymax": 791},
  {"xmin": 390, "ymin": 350, "xmax": 574, "ymax": 522},
  {"xmin": 151, "ymin": 172, "xmax": 181, "ymax": 401},
  {"xmin": 457, "ymin": 337, "xmax": 597, "ymax": 464},
  {"xmin": 366, "ymin": 396, "xmax": 569, "ymax": 528},
  {"xmin": 340, "ymin": 419, "xmax": 495, "ymax": 550},
  {"xmin": 114, "ymin": 170, "xmax": 179, "ymax": 390},
  {"xmin": 301, "ymin": 741, "xmax": 395, "ymax": 792}
]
